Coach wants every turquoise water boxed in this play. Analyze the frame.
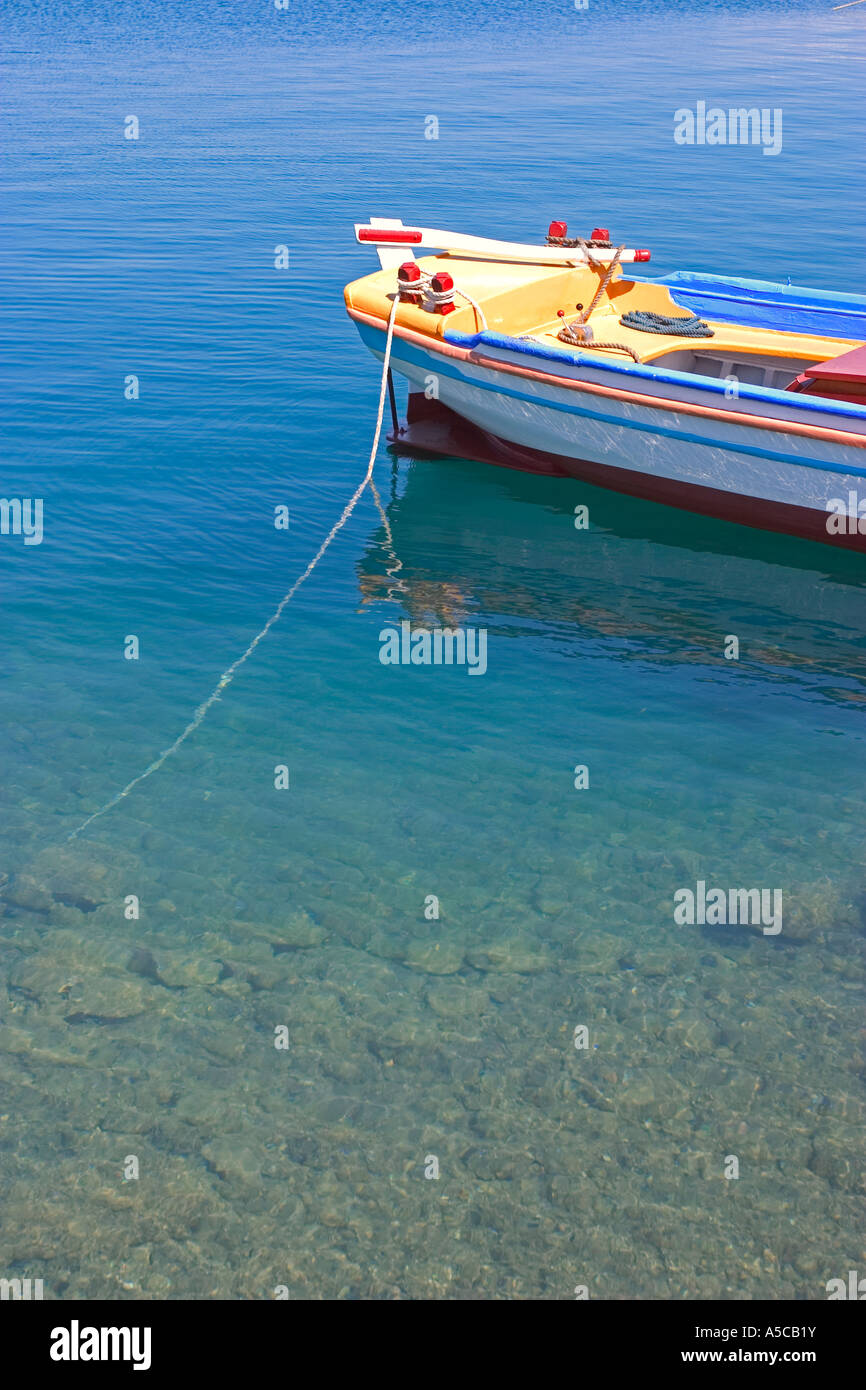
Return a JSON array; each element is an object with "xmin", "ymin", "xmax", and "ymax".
[{"xmin": 1, "ymin": 0, "xmax": 864, "ymax": 1299}]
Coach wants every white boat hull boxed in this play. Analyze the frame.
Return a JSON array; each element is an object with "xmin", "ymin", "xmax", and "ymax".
[{"xmin": 354, "ymin": 319, "xmax": 866, "ymax": 549}]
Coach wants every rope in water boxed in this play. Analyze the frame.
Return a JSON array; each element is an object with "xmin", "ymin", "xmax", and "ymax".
[
  {"xmin": 67, "ymin": 293, "xmax": 402, "ymax": 841},
  {"xmin": 620, "ymin": 309, "xmax": 715, "ymax": 338}
]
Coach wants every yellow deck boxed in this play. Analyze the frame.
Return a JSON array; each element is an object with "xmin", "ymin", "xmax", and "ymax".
[{"xmin": 344, "ymin": 255, "xmax": 858, "ymax": 368}]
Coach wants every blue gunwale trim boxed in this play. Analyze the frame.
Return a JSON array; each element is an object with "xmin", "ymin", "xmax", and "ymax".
[
  {"xmin": 443, "ymin": 328, "xmax": 866, "ymax": 423},
  {"xmin": 355, "ymin": 321, "xmax": 866, "ymax": 481}
]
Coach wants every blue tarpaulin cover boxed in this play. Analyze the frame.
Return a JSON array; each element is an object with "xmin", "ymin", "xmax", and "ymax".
[{"xmin": 628, "ymin": 270, "xmax": 866, "ymax": 342}]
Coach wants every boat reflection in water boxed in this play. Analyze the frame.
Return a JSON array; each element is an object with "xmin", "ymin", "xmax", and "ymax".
[{"xmin": 357, "ymin": 435, "xmax": 866, "ymax": 702}]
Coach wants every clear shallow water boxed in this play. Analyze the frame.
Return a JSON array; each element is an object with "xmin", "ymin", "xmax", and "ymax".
[{"xmin": 1, "ymin": 0, "xmax": 864, "ymax": 1299}]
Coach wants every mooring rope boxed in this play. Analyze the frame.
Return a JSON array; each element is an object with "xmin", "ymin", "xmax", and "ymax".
[
  {"xmin": 574, "ymin": 244, "xmax": 625, "ymax": 323},
  {"xmin": 368, "ymin": 477, "xmax": 406, "ymax": 601},
  {"xmin": 399, "ymin": 266, "xmax": 488, "ymax": 331},
  {"xmin": 556, "ymin": 244, "xmax": 638, "ymax": 359},
  {"xmin": 555, "ymin": 323, "xmax": 641, "ymax": 361},
  {"xmin": 67, "ymin": 294, "xmax": 402, "ymax": 841}
]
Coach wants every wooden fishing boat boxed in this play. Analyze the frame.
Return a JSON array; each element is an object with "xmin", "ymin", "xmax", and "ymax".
[{"xmin": 344, "ymin": 218, "xmax": 866, "ymax": 550}]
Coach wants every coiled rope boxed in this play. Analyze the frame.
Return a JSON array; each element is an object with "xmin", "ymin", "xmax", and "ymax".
[
  {"xmin": 620, "ymin": 309, "xmax": 715, "ymax": 338},
  {"xmin": 67, "ymin": 294, "xmax": 401, "ymax": 841}
]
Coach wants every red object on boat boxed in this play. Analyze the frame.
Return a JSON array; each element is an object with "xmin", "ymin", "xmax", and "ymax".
[
  {"xmin": 592, "ymin": 227, "xmax": 610, "ymax": 241},
  {"xmin": 397, "ymin": 260, "xmax": 423, "ymax": 304},
  {"xmin": 804, "ymin": 342, "xmax": 866, "ymax": 382},
  {"xmin": 357, "ymin": 227, "xmax": 423, "ymax": 243},
  {"xmin": 431, "ymin": 270, "xmax": 456, "ymax": 314},
  {"xmin": 633, "ymin": 250, "xmax": 651, "ymax": 262},
  {"xmin": 787, "ymin": 343, "xmax": 866, "ymax": 405},
  {"xmin": 548, "ymin": 220, "xmax": 568, "ymax": 239}
]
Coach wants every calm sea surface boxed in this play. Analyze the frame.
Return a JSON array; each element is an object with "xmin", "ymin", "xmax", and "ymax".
[{"xmin": 1, "ymin": 0, "xmax": 864, "ymax": 1298}]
